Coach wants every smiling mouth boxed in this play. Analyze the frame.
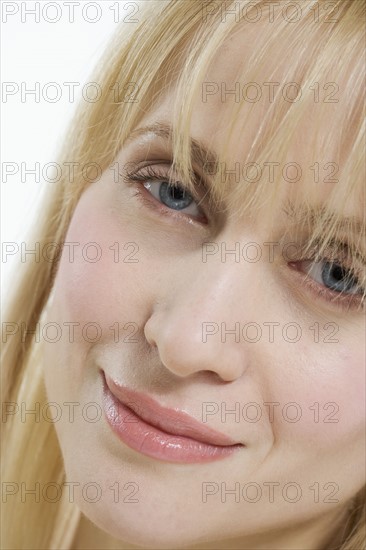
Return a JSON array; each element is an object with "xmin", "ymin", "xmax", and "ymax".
[{"xmin": 101, "ymin": 370, "xmax": 244, "ymax": 464}]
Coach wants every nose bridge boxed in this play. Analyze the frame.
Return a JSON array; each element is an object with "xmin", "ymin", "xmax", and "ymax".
[
  {"xmin": 144, "ymin": 244, "xmax": 258, "ymax": 381},
  {"xmin": 189, "ymin": 247, "xmax": 248, "ymax": 320}
]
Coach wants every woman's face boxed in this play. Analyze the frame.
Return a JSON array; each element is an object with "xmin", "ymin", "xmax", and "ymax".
[{"xmin": 43, "ymin": 24, "xmax": 365, "ymax": 550}]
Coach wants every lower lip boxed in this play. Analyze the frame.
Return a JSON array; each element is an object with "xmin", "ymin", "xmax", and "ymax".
[{"xmin": 102, "ymin": 378, "xmax": 241, "ymax": 464}]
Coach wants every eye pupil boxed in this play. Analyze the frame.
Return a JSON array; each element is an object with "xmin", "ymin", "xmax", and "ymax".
[
  {"xmin": 323, "ymin": 262, "xmax": 357, "ymax": 293},
  {"xmin": 170, "ymin": 185, "xmax": 186, "ymax": 200},
  {"xmin": 332, "ymin": 265, "xmax": 346, "ymax": 281}
]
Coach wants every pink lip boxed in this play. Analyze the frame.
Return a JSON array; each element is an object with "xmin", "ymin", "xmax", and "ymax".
[{"xmin": 101, "ymin": 371, "xmax": 244, "ymax": 463}]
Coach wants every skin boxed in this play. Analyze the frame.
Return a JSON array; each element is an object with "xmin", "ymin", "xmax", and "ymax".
[{"xmin": 43, "ymin": 21, "xmax": 365, "ymax": 550}]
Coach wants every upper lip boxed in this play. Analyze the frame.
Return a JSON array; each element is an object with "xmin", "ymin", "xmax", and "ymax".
[{"xmin": 103, "ymin": 371, "xmax": 243, "ymax": 448}]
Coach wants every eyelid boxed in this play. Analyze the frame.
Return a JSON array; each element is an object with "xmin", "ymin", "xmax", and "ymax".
[
  {"xmin": 121, "ymin": 163, "xmax": 209, "ymax": 223},
  {"xmin": 284, "ymin": 238, "xmax": 365, "ymax": 280},
  {"xmin": 124, "ymin": 161, "xmax": 209, "ymax": 204},
  {"xmin": 306, "ymin": 272, "xmax": 363, "ymax": 312},
  {"xmin": 280, "ymin": 235, "xmax": 365, "ymax": 311},
  {"xmin": 288, "ymin": 260, "xmax": 365, "ymax": 313}
]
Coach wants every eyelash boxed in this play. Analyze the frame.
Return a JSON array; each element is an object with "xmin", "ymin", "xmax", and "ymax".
[
  {"xmin": 289, "ymin": 262, "xmax": 365, "ymax": 313},
  {"xmin": 121, "ymin": 165, "xmax": 365, "ymax": 313},
  {"xmin": 122, "ymin": 164, "xmax": 208, "ymax": 223}
]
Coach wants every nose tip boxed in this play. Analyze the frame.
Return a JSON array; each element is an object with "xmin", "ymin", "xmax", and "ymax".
[
  {"xmin": 142, "ymin": 248, "xmax": 259, "ymax": 383},
  {"xmin": 144, "ymin": 309, "xmax": 248, "ymax": 383}
]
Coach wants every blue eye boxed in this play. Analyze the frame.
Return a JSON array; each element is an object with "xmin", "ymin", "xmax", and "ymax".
[
  {"xmin": 305, "ymin": 260, "xmax": 361, "ymax": 295},
  {"xmin": 142, "ymin": 179, "xmax": 202, "ymax": 217},
  {"xmin": 322, "ymin": 262, "xmax": 358, "ymax": 293},
  {"xmin": 149, "ymin": 181, "xmax": 194, "ymax": 210}
]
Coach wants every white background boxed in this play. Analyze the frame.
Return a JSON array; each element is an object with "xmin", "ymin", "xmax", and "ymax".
[{"xmin": 1, "ymin": 1, "xmax": 138, "ymax": 300}]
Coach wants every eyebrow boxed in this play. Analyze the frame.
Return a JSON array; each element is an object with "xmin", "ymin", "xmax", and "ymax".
[
  {"xmin": 126, "ymin": 122, "xmax": 220, "ymax": 174},
  {"xmin": 125, "ymin": 122, "xmax": 365, "ymax": 240}
]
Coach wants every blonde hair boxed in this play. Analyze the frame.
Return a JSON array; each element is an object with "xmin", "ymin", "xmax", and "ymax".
[{"xmin": 2, "ymin": 1, "xmax": 365, "ymax": 548}]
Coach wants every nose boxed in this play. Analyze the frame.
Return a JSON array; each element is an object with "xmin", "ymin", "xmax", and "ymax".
[{"xmin": 144, "ymin": 249, "xmax": 258, "ymax": 383}]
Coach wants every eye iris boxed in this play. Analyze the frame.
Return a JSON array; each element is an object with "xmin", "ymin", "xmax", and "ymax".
[
  {"xmin": 322, "ymin": 262, "xmax": 357, "ymax": 293},
  {"xmin": 159, "ymin": 182, "xmax": 193, "ymax": 210}
]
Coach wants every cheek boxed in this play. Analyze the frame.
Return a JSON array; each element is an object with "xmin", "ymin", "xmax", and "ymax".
[
  {"xmin": 268, "ymin": 339, "xmax": 365, "ymax": 450},
  {"xmin": 53, "ymin": 187, "xmax": 149, "ymax": 344}
]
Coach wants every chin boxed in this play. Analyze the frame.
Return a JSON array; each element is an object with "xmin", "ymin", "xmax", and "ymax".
[{"xmin": 78, "ymin": 502, "xmax": 210, "ymax": 550}]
